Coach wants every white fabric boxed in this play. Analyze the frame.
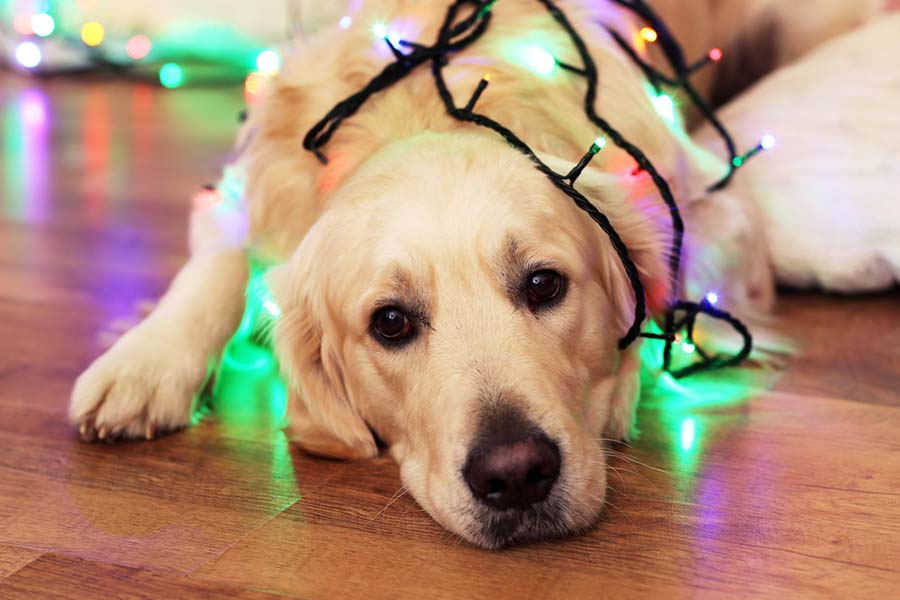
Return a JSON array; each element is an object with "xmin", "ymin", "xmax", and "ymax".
[{"xmin": 693, "ymin": 14, "xmax": 900, "ymax": 292}]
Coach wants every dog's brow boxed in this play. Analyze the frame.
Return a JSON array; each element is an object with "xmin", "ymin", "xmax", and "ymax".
[
  {"xmin": 384, "ymin": 267, "xmax": 431, "ymax": 326},
  {"xmin": 392, "ymin": 268, "xmax": 418, "ymax": 299},
  {"xmin": 500, "ymin": 236, "xmax": 528, "ymax": 295}
]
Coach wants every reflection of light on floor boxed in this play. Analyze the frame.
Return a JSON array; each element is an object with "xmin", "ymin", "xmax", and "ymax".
[
  {"xmin": 22, "ymin": 96, "xmax": 47, "ymax": 126},
  {"xmin": 680, "ymin": 417, "xmax": 696, "ymax": 452},
  {"xmin": 83, "ymin": 85, "xmax": 111, "ymax": 225},
  {"xmin": 3, "ymin": 89, "xmax": 50, "ymax": 222},
  {"xmin": 201, "ymin": 256, "xmax": 288, "ymax": 434}
]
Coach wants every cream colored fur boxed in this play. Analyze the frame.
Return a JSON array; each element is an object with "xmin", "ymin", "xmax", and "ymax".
[{"xmin": 70, "ymin": 0, "xmax": 882, "ymax": 548}]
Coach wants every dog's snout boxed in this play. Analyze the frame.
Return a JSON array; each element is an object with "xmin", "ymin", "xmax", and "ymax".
[{"xmin": 464, "ymin": 433, "xmax": 560, "ymax": 510}]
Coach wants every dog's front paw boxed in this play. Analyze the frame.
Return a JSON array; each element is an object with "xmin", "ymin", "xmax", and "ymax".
[{"xmin": 69, "ymin": 326, "xmax": 211, "ymax": 442}]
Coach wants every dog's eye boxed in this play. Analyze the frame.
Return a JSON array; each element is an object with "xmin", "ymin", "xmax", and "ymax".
[
  {"xmin": 525, "ymin": 270, "xmax": 565, "ymax": 311},
  {"xmin": 372, "ymin": 307, "xmax": 415, "ymax": 343}
]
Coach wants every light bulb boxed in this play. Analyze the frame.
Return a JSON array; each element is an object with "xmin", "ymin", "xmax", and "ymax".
[
  {"xmin": 16, "ymin": 42, "xmax": 42, "ymax": 69},
  {"xmin": 520, "ymin": 45, "xmax": 556, "ymax": 76},
  {"xmin": 31, "ymin": 13, "xmax": 55, "ymax": 37},
  {"xmin": 256, "ymin": 50, "xmax": 280, "ymax": 76},
  {"xmin": 81, "ymin": 22, "xmax": 105, "ymax": 47},
  {"xmin": 640, "ymin": 27, "xmax": 658, "ymax": 43}
]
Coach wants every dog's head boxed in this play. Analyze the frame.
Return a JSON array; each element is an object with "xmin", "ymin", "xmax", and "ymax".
[{"xmin": 268, "ymin": 132, "xmax": 667, "ymax": 548}]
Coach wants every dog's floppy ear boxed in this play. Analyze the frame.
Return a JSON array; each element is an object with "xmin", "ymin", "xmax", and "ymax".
[
  {"xmin": 266, "ymin": 260, "xmax": 378, "ymax": 460},
  {"xmin": 548, "ymin": 160, "xmax": 672, "ymax": 330}
]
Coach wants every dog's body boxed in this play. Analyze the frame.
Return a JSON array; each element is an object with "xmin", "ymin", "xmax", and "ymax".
[{"xmin": 70, "ymin": 0, "xmax": 884, "ymax": 548}]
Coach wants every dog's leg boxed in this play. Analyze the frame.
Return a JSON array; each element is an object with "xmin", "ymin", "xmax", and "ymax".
[
  {"xmin": 69, "ymin": 249, "xmax": 248, "ymax": 440},
  {"xmin": 680, "ymin": 190, "xmax": 775, "ymax": 314}
]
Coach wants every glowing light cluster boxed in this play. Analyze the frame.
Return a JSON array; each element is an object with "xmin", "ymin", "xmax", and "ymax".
[
  {"xmin": 339, "ymin": 16, "xmax": 353, "ymax": 30},
  {"xmin": 16, "ymin": 42, "xmax": 42, "ymax": 69}
]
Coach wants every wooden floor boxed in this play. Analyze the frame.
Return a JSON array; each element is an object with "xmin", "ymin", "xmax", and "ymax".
[{"xmin": 1, "ymin": 76, "xmax": 899, "ymax": 599}]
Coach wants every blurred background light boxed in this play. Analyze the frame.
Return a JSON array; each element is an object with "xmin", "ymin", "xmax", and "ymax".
[
  {"xmin": 255, "ymin": 50, "xmax": 280, "ymax": 75},
  {"xmin": 16, "ymin": 42, "xmax": 43, "ymax": 69},
  {"xmin": 81, "ymin": 21, "xmax": 105, "ymax": 47},
  {"xmin": 126, "ymin": 35, "xmax": 152, "ymax": 60},
  {"xmin": 31, "ymin": 13, "xmax": 56, "ymax": 37},
  {"xmin": 159, "ymin": 63, "xmax": 185, "ymax": 88}
]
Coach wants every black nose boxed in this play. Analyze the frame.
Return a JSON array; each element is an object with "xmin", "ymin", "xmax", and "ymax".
[{"xmin": 464, "ymin": 433, "xmax": 561, "ymax": 510}]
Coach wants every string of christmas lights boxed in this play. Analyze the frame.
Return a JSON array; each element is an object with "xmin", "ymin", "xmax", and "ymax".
[
  {"xmin": 305, "ymin": 0, "xmax": 769, "ymax": 378},
  {"xmin": 608, "ymin": 0, "xmax": 777, "ymax": 192}
]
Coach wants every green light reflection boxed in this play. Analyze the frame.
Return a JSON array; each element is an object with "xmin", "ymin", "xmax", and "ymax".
[
  {"xmin": 638, "ymin": 320, "xmax": 777, "ymax": 497},
  {"xmin": 3, "ymin": 95, "xmax": 26, "ymax": 218},
  {"xmin": 201, "ymin": 256, "xmax": 287, "ymax": 433}
]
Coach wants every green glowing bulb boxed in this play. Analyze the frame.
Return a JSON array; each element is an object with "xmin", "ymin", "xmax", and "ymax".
[
  {"xmin": 592, "ymin": 137, "xmax": 607, "ymax": 152},
  {"xmin": 732, "ymin": 156, "xmax": 744, "ymax": 168},
  {"xmin": 680, "ymin": 417, "xmax": 696, "ymax": 451},
  {"xmin": 682, "ymin": 342, "xmax": 696, "ymax": 355},
  {"xmin": 159, "ymin": 63, "xmax": 184, "ymax": 89},
  {"xmin": 520, "ymin": 45, "xmax": 556, "ymax": 76},
  {"xmin": 372, "ymin": 23, "xmax": 388, "ymax": 40},
  {"xmin": 653, "ymin": 93, "xmax": 676, "ymax": 124}
]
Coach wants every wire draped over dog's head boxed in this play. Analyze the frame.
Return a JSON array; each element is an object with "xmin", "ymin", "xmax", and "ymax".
[{"xmin": 302, "ymin": 0, "xmax": 754, "ymax": 377}]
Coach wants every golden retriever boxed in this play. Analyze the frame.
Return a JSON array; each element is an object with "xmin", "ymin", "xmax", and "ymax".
[{"xmin": 70, "ymin": 0, "xmax": 881, "ymax": 548}]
